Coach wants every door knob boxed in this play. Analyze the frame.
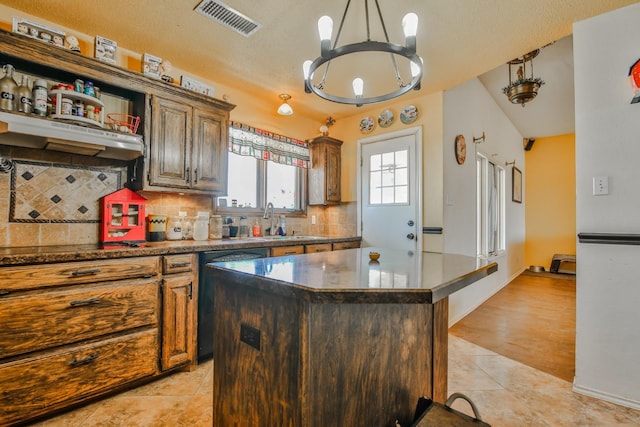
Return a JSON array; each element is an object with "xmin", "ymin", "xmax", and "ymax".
[
  {"xmin": 406, "ymin": 233, "xmax": 415, "ymax": 240},
  {"xmin": 407, "ymin": 220, "xmax": 414, "ymax": 226}
]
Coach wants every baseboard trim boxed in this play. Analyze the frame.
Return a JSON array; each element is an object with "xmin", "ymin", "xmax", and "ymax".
[{"xmin": 573, "ymin": 383, "xmax": 640, "ymax": 410}]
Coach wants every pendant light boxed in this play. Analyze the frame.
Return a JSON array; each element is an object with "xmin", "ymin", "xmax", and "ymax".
[
  {"xmin": 303, "ymin": 0, "xmax": 423, "ymax": 106},
  {"xmin": 277, "ymin": 93, "xmax": 293, "ymax": 115}
]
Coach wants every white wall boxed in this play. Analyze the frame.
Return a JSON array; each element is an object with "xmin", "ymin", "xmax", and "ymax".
[
  {"xmin": 573, "ymin": 3, "xmax": 640, "ymax": 409},
  {"xmin": 443, "ymin": 78, "xmax": 526, "ymax": 324}
]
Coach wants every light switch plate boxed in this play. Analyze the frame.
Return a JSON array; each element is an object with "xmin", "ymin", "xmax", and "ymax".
[{"xmin": 593, "ymin": 176, "xmax": 609, "ymax": 195}]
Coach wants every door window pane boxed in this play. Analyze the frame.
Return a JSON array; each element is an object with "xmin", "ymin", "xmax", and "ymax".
[{"xmin": 368, "ymin": 149, "xmax": 409, "ymax": 205}]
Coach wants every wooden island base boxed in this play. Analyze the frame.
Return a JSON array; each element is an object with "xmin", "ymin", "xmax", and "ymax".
[{"xmin": 210, "ymin": 249, "xmax": 497, "ymax": 427}]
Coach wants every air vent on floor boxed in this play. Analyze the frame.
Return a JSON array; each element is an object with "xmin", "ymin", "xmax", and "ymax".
[{"xmin": 194, "ymin": 0, "xmax": 261, "ymax": 37}]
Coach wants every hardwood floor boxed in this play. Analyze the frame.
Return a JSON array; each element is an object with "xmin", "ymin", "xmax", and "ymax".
[{"xmin": 449, "ymin": 271, "xmax": 576, "ymax": 382}]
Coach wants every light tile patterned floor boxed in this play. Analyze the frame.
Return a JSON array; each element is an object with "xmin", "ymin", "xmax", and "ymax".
[{"xmin": 29, "ymin": 336, "xmax": 640, "ymax": 426}]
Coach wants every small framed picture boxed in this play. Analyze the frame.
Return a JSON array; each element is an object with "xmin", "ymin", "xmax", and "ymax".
[
  {"xmin": 180, "ymin": 75, "xmax": 215, "ymax": 97},
  {"xmin": 143, "ymin": 53, "xmax": 162, "ymax": 79},
  {"xmin": 512, "ymin": 166, "xmax": 523, "ymax": 203},
  {"xmin": 95, "ymin": 36, "xmax": 117, "ymax": 64}
]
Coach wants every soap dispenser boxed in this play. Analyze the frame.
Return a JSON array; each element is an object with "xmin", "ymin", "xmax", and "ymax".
[{"xmin": 278, "ymin": 215, "xmax": 286, "ymax": 236}]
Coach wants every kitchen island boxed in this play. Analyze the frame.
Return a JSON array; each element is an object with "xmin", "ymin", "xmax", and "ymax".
[{"xmin": 208, "ymin": 248, "xmax": 497, "ymax": 427}]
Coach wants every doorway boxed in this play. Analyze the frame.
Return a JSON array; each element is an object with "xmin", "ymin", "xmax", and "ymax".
[{"xmin": 357, "ymin": 126, "xmax": 422, "ymax": 251}]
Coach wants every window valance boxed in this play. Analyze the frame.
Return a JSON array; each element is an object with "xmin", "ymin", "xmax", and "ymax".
[{"xmin": 228, "ymin": 121, "xmax": 309, "ymax": 168}]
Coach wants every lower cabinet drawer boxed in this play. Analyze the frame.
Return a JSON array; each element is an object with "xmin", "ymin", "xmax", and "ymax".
[
  {"xmin": 270, "ymin": 245, "xmax": 305, "ymax": 257},
  {"xmin": 332, "ymin": 241, "xmax": 361, "ymax": 250},
  {"xmin": 0, "ymin": 277, "xmax": 159, "ymax": 359},
  {"xmin": 305, "ymin": 243, "xmax": 333, "ymax": 253},
  {"xmin": 0, "ymin": 329, "xmax": 158, "ymax": 426}
]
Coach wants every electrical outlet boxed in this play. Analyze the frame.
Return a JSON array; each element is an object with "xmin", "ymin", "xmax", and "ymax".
[
  {"xmin": 311, "ymin": 215, "xmax": 316, "ymax": 225},
  {"xmin": 593, "ymin": 176, "xmax": 609, "ymax": 196}
]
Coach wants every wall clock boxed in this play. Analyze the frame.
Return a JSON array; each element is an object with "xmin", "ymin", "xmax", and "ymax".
[{"xmin": 455, "ymin": 134, "xmax": 466, "ymax": 165}]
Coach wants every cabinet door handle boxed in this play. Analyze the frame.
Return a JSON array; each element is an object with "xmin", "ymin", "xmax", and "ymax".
[
  {"xmin": 188, "ymin": 282, "xmax": 193, "ymax": 300},
  {"xmin": 186, "ymin": 167, "xmax": 190, "ymax": 184},
  {"xmin": 170, "ymin": 261, "xmax": 191, "ymax": 268},
  {"xmin": 69, "ymin": 353, "xmax": 99, "ymax": 367},
  {"xmin": 194, "ymin": 168, "xmax": 198, "ymax": 184},
  {"xmin": 69, "ymin": 297, "xmax": 101, "ymax": 307},
  {"xmin": 71, "ymin": 268, "xmax": 101, "ymax": 276}
]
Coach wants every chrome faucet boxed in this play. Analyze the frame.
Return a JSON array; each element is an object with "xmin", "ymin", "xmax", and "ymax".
[{"xmin": 263, "ymin": 202, "xmax": 276, "ymax": 235}]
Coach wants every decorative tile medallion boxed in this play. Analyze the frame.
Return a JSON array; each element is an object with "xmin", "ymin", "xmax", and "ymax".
[{"xmin": 9, "ymin": 160, "xmax": 122, "ymax": 223}]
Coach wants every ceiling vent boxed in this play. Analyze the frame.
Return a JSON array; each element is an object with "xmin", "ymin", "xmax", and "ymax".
[{"xmin": 194, "ymin": 0, "xmax": 261, "ymax": 37}]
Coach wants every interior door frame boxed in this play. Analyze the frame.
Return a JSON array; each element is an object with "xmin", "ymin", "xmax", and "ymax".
[{"xmin": 356, "ymin": 126, "xmax": 423, "ymax": 246}]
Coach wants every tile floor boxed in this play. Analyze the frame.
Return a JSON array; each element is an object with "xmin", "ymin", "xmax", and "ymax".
[{"xmin": 30, "ymin": 335, "xmax": 640, "ymax": 426}]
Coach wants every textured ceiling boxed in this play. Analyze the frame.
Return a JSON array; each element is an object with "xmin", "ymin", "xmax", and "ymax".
[{"xmin": 1, "ymin": 0, "xmax": 637, "ymax": 123}]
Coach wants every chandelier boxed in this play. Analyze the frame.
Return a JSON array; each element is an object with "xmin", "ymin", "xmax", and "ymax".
[
  {"xmin": 303, "ymin": 0, "xmax": 423, "ymax": 106},
  {"xmin": 502, "ymin": 49, "xmax": 545, "ymax": 107}
]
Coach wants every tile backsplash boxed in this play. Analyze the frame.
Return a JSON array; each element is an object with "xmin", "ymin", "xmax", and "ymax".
[{"xmin": 0, "ymin": 147, "xmax": 357, "ymax": 248}]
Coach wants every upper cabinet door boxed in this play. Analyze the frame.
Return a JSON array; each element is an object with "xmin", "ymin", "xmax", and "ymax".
[
  {"xmin": 149, "ymin": 96, "xmax": 192, "ymax": 189},
  {"xmin": 191, "ymin": 107, "xmax": 228, "ymax": 193},
  {"xmin": 308, "ymin": 136, "xmax": 342, "ymax": 205}
]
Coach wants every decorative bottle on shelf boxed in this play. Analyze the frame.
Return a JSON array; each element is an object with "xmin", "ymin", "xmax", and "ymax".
[
  {"xmin": 32, "ymin": 79, "xmax": 48, "ymax": 116},
  {"xmin": 0, "ymin": 64, "xmax": 18, "ymax": 111},
  {"xmin": 17, "ymin": 75, "xmax": 32, "ymax": 114}
]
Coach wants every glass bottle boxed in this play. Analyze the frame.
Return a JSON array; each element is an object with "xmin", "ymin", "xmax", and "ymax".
[
  {"xmin": 239, "ymin": 216, "xmax": 249, "ymax": 238},
  {"xmin": 17, "ymin": 75, "xmax": 33, "ymax": 114},
  {"xmin": 193, "ymin": 213, "xmax": 209, "ymax": 241},
  {"xmin": 0, "ymin": 64, "xmax": 18, "ymax": 111},
  {"xmin": 209, "ymin": 215, "xmax": 222, "ymax": 239},
  {"xmin": 32, "ymin": 79, "xmax": 48, "ymax": 116}
]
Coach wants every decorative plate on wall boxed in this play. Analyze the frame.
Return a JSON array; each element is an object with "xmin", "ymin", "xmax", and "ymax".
[
  {"xmin": 360, "ymin": 116, "xmax": 375, "ymax": 133},
  {"xmin": 378, "ymin": 109, "xmax": 394, "ymax": 128},
  {"xmin": 400, "ymin": 105, "xmax": 419, "ymax": 124}
]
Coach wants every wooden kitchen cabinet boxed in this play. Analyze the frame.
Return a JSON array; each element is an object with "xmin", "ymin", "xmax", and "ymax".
[
  {"xmin": 0, "ymin": 256, "xmax": 162, "ymax": 426},
  {"xmin": 161, "ymin": 254, "xmax": 198, "ymax": 370},
  {"xmin": 308, "ymin": 136, "xmax": 343, "ymax": 205},
  {"xmin": 146, "ymin": 95, "xmax": 229, "ymax": 194}
]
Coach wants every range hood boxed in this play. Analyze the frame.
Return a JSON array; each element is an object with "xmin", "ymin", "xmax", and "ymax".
[{"xmin": 0, "ymin": 111, "xmax": 143, "ymax": 160}]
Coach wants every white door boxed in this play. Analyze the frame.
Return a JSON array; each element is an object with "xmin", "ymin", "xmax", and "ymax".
[{"xmin": 358, "ymin": 127, "xmax": 422, "ymax": 252}]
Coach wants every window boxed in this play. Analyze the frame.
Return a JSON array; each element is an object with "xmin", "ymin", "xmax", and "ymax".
[
  {"xmin": 476, "ymin": 153, "xmax": 505, "ymax": 257},
  {"xmin": 218, "ymin": 123, "xmax": 307, "ymax": 213},
  {"xmin": 368, "ymin": 149, "xmax": 409, "ymax": 205}
]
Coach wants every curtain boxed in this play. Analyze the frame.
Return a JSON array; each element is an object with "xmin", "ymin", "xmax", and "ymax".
[{"xmin": 228, "ymin": 121, "xmax": 309, "ymax": 168}]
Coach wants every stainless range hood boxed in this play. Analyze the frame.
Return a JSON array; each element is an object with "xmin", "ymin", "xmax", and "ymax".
[{"xmin": 0, "ymin": 111, "xmax": 144, "ymax": 160}]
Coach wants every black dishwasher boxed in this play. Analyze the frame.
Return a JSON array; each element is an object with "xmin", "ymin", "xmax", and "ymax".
[{"xmin": 198, "ymin": 247, "xmax": 269, "ymax": 362}]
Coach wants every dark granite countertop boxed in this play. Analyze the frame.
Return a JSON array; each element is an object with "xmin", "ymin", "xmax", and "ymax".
[
  {"xmin": 207, "ymin": 248, "xmax": 498, "ymax": 304},
  {"xmin": 0, "ymin": 236, "xmax": 360, "ymax": 266}
]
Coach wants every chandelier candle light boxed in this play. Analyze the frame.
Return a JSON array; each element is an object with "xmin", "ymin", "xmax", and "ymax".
[{"xmin": 303, "ymin": 0, "xmax": 423, "ymax": 106}]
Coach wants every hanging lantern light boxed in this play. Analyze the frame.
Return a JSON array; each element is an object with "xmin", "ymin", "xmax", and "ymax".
[{"xmin": 502, "ymin": 49, "xmax": 545, "ymax": 107}]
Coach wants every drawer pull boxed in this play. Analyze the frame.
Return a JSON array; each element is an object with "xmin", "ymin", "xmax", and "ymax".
[
  {"xmin": 71, "ymin": 268, "xmax": 101, "ymax": 277},
  {"xmin": 0, "ymin": 290, "xmax": 10, "ymax": 297},
  {"xmin": 69, "ymin": 353, "xmax": 98, "ymax": 367},
  {"xmin": 284, "ymin": 251, "xmax": 298, "ymax": 255},
  {"xmin": 169, "ymin": 262, "xmax": 191, "ymax": 268},
  {"xmin": 69, "ymin": 297, "xmax": 102, "ymax": 307}
]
